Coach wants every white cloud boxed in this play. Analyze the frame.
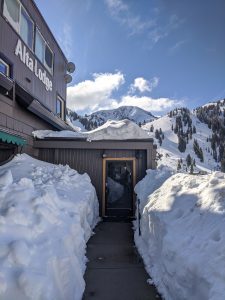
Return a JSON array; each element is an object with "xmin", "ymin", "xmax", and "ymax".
[
  {"xmin": 119, "ymin": 95, "xmax": 183, "ymax": 112},
  {"xmin": 169, "ymin": 39, "xmax": 188, "ymax": 54},
  {"xmin": 130, "ymin": 77, "xmax": 159, "ymax": 93},
  {"xmin": 105, "ymin": 0, "xmax": 128, "ymax": 14},
  {"xmin": 104, "ymin": 0, "xmax": 154, "ymax": 36},
  {"xmin": 147, "ymin": 14, "xmax": 185, "ymax": 47},
  {"xmin": 105, "ymin": 1, "xmax": 184, "ymax": 47},
  {"xmin": 67, "ymin": 72, "xmax": 184, "ymax": 115},
  {"xmin": 67, "ymin": 72, "xmax": 125, "ymax": 112}
]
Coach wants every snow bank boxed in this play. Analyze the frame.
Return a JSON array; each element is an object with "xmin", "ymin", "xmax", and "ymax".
[
  {"xmin": 135, "ymin": 165, "xmax": 174, "ymax": 212},
  {"xmin": 0, "ymin": 154, "xmax": 99, "ymax": 300},
  {"xmin": 33, "ymin": 119, "xmax": 150, "ymax": 141},
  {"xmin": 135, "ymin": 171, "xmax": 225, "ymax": 300}
]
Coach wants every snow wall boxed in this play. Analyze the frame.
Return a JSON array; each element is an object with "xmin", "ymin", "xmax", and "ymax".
[
  {"xmin": 0, "ymin": 154, "xmax": 99, "ymax": 300},
  {"xmin": 134, "ymin": 170, "xmax": 225, "ymax": 300}
]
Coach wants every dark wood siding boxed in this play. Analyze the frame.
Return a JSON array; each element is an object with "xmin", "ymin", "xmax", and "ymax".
[
  {"xmin": 38, "ymin": 147, "xmax": 149, "ymax": 215},
  {"xmin": 0, "ymin": 93, "xmax": 54, "ymax": 155}
]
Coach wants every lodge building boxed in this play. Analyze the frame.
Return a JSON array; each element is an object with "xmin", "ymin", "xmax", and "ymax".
[
  {"xmin": 0, "ymin": 0, "xmax": 74, "ymax": 163},
  {"xmin": 0, "ymin": 0, "xmax": 157, "ymax": 218}
]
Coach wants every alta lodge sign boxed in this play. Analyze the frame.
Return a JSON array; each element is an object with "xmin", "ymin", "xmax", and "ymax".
[{"xmin": 15, "ymin": 39, "xmax": 53, "ymax": 92}]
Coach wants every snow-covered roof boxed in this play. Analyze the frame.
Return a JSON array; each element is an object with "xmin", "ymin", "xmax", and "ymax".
[
  {"xmin": 33, "ymin": 129, "xmax": 85, "ymax": 140},
  {"xmin": 85, "ymin": 119, "xmax": 151, "ymax": 141},
  {"xmin": 33, "ymin": 119, "xmax": 152, "ymax": 141}
]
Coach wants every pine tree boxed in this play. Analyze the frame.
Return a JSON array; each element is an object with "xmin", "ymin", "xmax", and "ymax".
[
  {"xmin": 178, "ymin": 136, "xmax": 186, "ymax": 152},
  {"xmin": 155, "ymin": 129, "xmax": 160, "ymax": 139},
  {"xmin": 158, "ymin": 136, "xmax": 162, "ymax": 146},
  {"xmin": 213, "ymin": 149, "xmax": 218, "ymax": 162},
  {"xmin": 199, "ymin": 148, "xmax": 204, "ymax": 162},
  {"xmin": 177, "ymin": 160, "xmax": 182, "ymax": 171},
  {"xmin": 186, "ymin": 154, "xmax": 192, "ymax": 167},
  {"xmin": 219, "ymin": 144, "xmax": 224, "ymax": 162},
  {"xmin": 193, "ymin": 139, "xmax": 199, "ymax": 154},
  {"xmin": 221, "ymin": 151, "xmax": 225, "ymax": 172},
  {"xmin": 174, "ymin": 124, "xmax": 178, "ymax": 134},
  {"xmin": 193, "ymin": 139, "xmax": 204, "ymax": 162},
  {"xmin": 193, "ymin": 125, "xmax": 196, "ymax": 134},
  {"xmin": 190, "ymin": 163, "xmax": 194, "ymax": 174}
]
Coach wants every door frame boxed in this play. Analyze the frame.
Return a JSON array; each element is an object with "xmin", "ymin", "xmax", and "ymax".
[{"xmin": 102, "ymin": 157, "xmax": 136, "ymax": 217}]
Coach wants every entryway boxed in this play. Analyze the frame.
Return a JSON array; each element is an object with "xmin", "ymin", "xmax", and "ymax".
[
  {"xmin": 102, "ymin": 158, "xmax": 136, "ymax": 218},
  {"xmin": 83, "ymin": 221, "xmax": 161, "ymax": 300}
]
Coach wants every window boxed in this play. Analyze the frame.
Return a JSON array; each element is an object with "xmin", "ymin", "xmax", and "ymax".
[
  {"xmin": 35, "ymin": 30, "xmax": 44, "ymax": 64},
  {"xmin": 0, "ymin": 58, "xmax": 13, "ymax": 99},
  {"xmin": 56, "ymin": 97, "xmax": 65, "ymax": 120},
  {"xmin": 3, "ymin": 0, "xmax": 20, "ymax": 32},
  {"xmin": 3, "ymin": 0, "xmax": 54, "ymax": 75},
  {"xmin": 3, "ymin": 0, "xmax": 34, "ymax": 50},
  {"xmin": 0, "ymin": 58, "xmax": 10, "ymax": 77},
  {"xmin": 20, "ymin": 6, "xmax": 34, "ymax": 49},
  {"xmin": 35, "ymin": 29, "xmax": 54, "ymax": 75}
]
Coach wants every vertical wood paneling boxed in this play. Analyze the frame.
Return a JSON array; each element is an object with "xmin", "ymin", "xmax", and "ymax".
[{"xmin": 37, "ymin": 147, "xmax": 151, "ymax": 216}]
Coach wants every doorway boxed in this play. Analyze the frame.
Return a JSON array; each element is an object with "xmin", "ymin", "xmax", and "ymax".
[{"xmin": 102, "ymin": 158, "xmax": 136, "ymax": 218}]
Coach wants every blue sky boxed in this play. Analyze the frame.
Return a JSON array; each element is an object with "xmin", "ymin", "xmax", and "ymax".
[{"xmin": 35, "ymin": 0, "xmax": 225, "ymax": 115}]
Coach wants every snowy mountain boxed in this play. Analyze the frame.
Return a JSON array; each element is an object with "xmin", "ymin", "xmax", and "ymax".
[
  {"xmin": 142, "ymin": 107, "xmax": 223, "ymax": 173},
  {"xmin": 68, "ymin": 106, "xmax": 156, "ymax": 131},
  {"xmin": 67, "ymin": 101, "xmax": 225, "ymax": 173}
]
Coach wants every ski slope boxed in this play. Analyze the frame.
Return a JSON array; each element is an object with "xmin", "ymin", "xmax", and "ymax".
[{"xmin": 143, "ymin": 113, "xmax": 218, "ymax": 172}]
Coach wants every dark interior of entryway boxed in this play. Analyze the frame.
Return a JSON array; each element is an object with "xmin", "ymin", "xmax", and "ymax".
[
  {"xmin": 105, "ymin": 159, "xmax": 134, "ymax": 218},
  {"xmin": 0, "ymin": 142, "xmax": 17, "ymax": 165}
]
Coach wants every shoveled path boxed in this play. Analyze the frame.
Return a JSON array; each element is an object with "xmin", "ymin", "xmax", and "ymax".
[{"xmin": 83, "ymin": 221, "xmax": 161, "ymax": 300}]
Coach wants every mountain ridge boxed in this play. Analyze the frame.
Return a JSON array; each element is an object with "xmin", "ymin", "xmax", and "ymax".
[
  {"xmin": 68, "ymin": 99, "xmax": 225, "ymax": 172},
  {"xmin": 68, "ymin": 106, "xmax": 156, "ymax": 131}
]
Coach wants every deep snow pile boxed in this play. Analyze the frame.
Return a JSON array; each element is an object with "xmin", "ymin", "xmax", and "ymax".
[
  {"xmin": 135, "ymin": 170, "xmax": 225, "ymax": 300},
  {"xmin": 0, "ymin": 154, "xmax": 99, "ymax": 300},
  {"xmin": 135, "ymin": 165, "xmax": 174, "ymax": 212},
  {"xmin": 33, "ymin": 119, "xmax": 150, "ymax": 141}
]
